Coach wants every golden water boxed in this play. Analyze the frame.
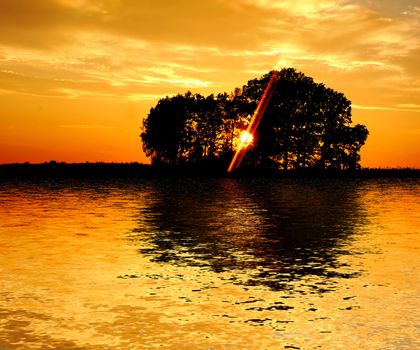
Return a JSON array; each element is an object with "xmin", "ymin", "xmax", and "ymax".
[{"xmin": 0, "ymin": 178, "xmax": 418, "ymax": 349}]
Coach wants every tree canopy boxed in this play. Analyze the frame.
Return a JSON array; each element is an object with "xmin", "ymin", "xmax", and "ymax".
[{"xmin": 140, "ymin": 68, "xmax": 369, "ymax": 172}]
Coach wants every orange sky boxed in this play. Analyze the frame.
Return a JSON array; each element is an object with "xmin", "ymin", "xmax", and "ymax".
[{"xmin": 0, "ymin": 0, "xmax": 419, "ymax": 167}]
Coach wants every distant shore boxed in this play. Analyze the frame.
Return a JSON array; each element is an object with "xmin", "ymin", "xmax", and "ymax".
[{"xmin": 0, "ymin": 162, "xmax": 419, "ymax": 179}]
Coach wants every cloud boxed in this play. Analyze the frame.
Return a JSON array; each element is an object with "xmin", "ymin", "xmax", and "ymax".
[
  {"xmin": 0, "ymin": 0, "xmax": 96, "ymax": 49},
  {"xmin": 353, "ymin": 104, "xmax": 420, "ymax": 113},
  {"xmin": 0, "ymin": 40, "xmax": 217, "ymax": 100},
  {"xmin": 126, "ymin": 93, "xmax": 173, "ymax": 102},
  {"xmin": 0, "ymin": 0, "xmax": 276, "ymax": 50},
  {"xmin": 0, "ymin": 0, "xmax": 419, "ymax": 105},
  {"xmin": 397, "ymin": 103, "xmax": 420, "ymax": 109}
]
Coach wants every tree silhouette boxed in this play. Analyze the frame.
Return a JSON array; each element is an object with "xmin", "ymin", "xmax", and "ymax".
[{"xmin": 140, "ymin": 68, "xmax": 369, "ymax": 171}]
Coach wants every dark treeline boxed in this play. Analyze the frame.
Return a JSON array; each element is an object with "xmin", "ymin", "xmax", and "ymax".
[
  {"xmin": 2, "ymin": 69, "xmax": 417, "ymax": 179},
  {"xmin": 141, "ymin": 68, "xmax": 369, "ymax": 172},
  {"xmin": 0, "ymin": 162, "xmax": 154, "ymax": 179},
  {"xmin": 0, "ymin": 162, "xmax": 419, "ymax": 178}
]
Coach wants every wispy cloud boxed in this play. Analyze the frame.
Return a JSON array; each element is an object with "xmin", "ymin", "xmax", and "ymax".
[
  {"xmin": 126, "ymin": 93, "xmax": 173, "ymax": 102},
  {"xmin": 397, "ymin": 103, "xmax": 420, "ymax": 109},
  {"xmin": 353, "ymin": 104, "xmax": 420, "ymax": 112},
  {"xmin": 1, "ymin": 0, "xmax": 419, "ymax": 101}
]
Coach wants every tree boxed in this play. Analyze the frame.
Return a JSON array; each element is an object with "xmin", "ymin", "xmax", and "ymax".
[
  {"xmin": 141, "ymin": 93, "xmax": 193, "ymax": 165},
  {"xmin": 140, "ymin": 68, "xmax": 369, "ymax": 171}
]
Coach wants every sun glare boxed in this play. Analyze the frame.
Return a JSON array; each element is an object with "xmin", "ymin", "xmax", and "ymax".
[{"xmin": 237, "ymin": 130, "xmax": 254, "ymax": 150}]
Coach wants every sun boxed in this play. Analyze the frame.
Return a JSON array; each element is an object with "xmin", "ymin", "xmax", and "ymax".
[{"xmin": 236, "ymin": 130, "xmax": 254, "ymax": 150}]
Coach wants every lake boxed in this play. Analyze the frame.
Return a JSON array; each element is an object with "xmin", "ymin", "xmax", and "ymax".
[{"xmin": 0, "ymin": 178, "xmax": 418, "ymax": 349}]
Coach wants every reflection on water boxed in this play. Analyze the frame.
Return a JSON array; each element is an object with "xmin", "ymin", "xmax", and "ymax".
[
  {"xmin": 0, "ymin": 178, "xmax": 419, "ymax": 349},
  {"xmin": 133, "ymin": 179, "xmax": 366, "ymax": 293}
]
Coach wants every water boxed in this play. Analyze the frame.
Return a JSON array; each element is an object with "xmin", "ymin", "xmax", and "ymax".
[{"xmin": 0, "ymin": 178, "xmax": 418, "ymax": 349}]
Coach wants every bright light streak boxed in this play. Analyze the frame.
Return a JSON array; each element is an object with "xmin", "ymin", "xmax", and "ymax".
[{"xmin": 227, "ymin": 70, "xmax": 281, "ymax": 173}]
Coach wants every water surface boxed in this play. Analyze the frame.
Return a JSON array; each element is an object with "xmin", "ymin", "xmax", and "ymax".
[{"xmin": 0, "ymin": 178, "xmax": 418, "ymax": 349}]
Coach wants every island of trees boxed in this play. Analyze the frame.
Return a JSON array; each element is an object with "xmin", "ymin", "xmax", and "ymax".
[
  {"xmin": 9, "ymin": 68, "xmax": 419, "ymax": 179},
  {"xmin": 140, "ymin": 68, "xmax": 369, "ymax": 174}
]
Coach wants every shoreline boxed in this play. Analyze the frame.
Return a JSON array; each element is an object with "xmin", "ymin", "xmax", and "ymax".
[{"xmin": 0, "ymin": 162, "xmax": 419, "ymax": 179}]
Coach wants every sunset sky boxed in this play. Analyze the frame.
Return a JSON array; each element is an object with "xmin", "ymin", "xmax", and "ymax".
[{"xmin": 1, "ymin": 0, "xmax": 419, "ymax": 167}]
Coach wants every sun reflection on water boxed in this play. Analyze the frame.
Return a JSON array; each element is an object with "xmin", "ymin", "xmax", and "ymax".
[{"xmin": 0, "ymin": 178, "xmax": 418, "ymax": 349}]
